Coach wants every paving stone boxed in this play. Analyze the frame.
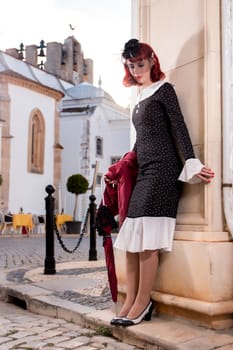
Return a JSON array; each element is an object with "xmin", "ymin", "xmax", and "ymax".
[
  {"xmin": 43, "ymin": 335, "xmax": 71, "ymax": 344},
  {"xmin": 113, "ymin": 343, "xmax": 136, "ymax": 350},
  {"xmin": 58, "ymin": 336, "xmax": 90, "ymax": 348},
  {"xmin": 77, "ymin": 346, "xmax": 102, "ymax": 350},
  {"xmin": 0, "ymin": 318, "xmax": 11, "ymax": 325},
  {"xmin": 29, "ymin": 325, "xmax": 57, "ymax": 333},
  {"xmin": 23, "ymin": 339, "xmax": 48, "ymax": 349},
  {"xmin": 0, "ymin": 336, "xmax": 14, "ymax": 345},
  {"xmin": 90, "ymin": 344, "xmax": 106, "ymax": 349},
  {"xmin": 91, "ymin": 335, "xmax": 118, "ymax": 344},
  {"xmin": 104, "ymin": 345, "xmax": 118, "ymax": 350},
  {"xmin": 38, "ymin": 329, "xmax": 65, "ymax": 339},
  {"xmin": 62, "ymin": 323, "xmax": 86, "ymax": 332},
  {"xmin": 41, "ymin": 347, "xmax": 65, "ymax": 350},
  {"xmin": 10, "ymin": 330, "xmax": 37, "ymax": 339},
  {"xmin": 0, "ymin": 337, "xmax": 27, "ymax": 349}
]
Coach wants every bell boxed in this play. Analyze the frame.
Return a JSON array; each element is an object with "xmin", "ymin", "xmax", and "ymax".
[
  {"xmin": 38, "ymin": 40, "xmax": 46, "ymax": 57},
  {"xmin": 18, "ymin": 42, "xmax": 24, "ymax": 60},
  {"xmin": 38, "ymin": 48, "xmax": 45, "ymax": 57}
]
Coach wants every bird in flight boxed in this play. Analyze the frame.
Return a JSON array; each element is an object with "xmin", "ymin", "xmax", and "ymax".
[{"xmin": 69, "ymin": 24, "xmax": 76, "ymax": 30}]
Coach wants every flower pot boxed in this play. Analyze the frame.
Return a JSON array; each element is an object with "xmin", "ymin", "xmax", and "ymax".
[{"xmin": 65, "ymin": 220, "xmax": 82, "ymax": 234}]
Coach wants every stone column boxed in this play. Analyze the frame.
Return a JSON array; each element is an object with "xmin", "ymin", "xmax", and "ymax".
[{"xmin": 115, "ymin": 0, "xmax": 233, "ymax": 329}]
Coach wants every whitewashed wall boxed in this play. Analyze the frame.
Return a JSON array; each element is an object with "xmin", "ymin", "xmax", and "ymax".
[
  {"xmin": 90, "ymin": 106, "xmax": 130, "ymax": 209},
  {"xmin": 8, "ymin": 84, "xmax": 55, "ymax": 214},
  {"xmin": 60, "ymin": 114, "xmax": 83, "ymax": 218},
  {"xmin": 60, "ymin": 104, "xmax": 130, "ymax": 220}
]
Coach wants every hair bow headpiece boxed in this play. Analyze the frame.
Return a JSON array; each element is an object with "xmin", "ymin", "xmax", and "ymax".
[{"xmin": 122, "ymin": 39, "xmax": 140, "ymax": 59}]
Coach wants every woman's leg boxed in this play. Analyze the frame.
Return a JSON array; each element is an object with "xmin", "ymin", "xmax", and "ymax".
[
  {"xmin": 118, "ymin": 251, "xmax": 139, "ymax": 316},
  {"xmin": 126, "ymin": 249, "xmax": 159, "ymax": 319}
]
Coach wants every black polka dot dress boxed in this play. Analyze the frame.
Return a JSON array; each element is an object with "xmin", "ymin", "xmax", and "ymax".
[{"xmin": 114, "ymin": 81, "xmax": 196, "ymax": 253}]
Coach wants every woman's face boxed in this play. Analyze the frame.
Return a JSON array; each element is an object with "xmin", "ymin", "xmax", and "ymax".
[{"xmin": 126, "ymin": 58, "xmax": 152, "ymax": 87}]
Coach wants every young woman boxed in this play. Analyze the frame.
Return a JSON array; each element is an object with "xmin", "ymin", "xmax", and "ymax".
[{"xmin": 110, "ymin": 39, "xmax": 214, "ymax": 327}]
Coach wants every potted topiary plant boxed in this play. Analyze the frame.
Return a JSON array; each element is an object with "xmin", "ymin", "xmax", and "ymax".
[{"xmin": 66, "ymin": 173, "xmax": 89, "ymax": 234}]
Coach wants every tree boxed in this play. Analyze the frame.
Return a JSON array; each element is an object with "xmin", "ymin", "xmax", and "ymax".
[{"xmin": 66, "ymin": 174, "xmax": 89, "ymax": 220}]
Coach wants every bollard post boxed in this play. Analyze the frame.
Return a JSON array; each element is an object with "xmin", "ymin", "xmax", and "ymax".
[
  {"xmin": 89, "ymin": 194, "xmax": 97, "ymax": 261},
  {"xmin": 44, "ymin": 185, "xmax": 56, "ymax": 274}
]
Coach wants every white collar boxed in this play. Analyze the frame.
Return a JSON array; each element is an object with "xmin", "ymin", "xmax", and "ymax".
[{"xmin": 136, "ymin": 80, "xmax": 167, "ymax": 104}]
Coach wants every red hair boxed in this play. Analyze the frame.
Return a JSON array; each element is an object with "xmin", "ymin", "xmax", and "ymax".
[{"xmin": 122, "ymin": 42, "xmax": 165, "ymax": 87}]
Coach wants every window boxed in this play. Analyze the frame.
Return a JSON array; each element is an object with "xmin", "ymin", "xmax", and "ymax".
[
  {"xmin": 28, "ymin": 109, "xmax": 45, "ymax": 173},
  {"xmin": 96, "ymin": 173, "xmax": 102, "ymax": 185},
  {"xmin": 96, "ymin": 136, "xmax": 103, "ymax": 157},
  {"xmin": 111, "ymin": 156, "xmax": 121, "ymax": 164}
]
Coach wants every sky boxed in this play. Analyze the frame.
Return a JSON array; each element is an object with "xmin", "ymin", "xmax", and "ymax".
[{"xmin": 0, "ymin": 0, "xmax": 132, "ymax": 107}]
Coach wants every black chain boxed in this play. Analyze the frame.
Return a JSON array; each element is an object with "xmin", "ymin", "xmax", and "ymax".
[{"xmin": 54, "ymin": 208, "xmax": 89, "ymax": 253}]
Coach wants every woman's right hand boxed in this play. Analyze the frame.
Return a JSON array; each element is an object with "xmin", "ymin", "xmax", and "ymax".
[{"xmin": 195, "ymin": 167, "xmax": 215, "ymax": 183}]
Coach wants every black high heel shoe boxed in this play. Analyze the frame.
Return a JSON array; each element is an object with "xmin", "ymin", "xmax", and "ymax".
[
  {"xmin": 110, "ymin": 316, "xmax": 126, "ymax": 326},
  {"xmin": 117, "ymin": 301, "xmax": 154, "ymax": 327}
]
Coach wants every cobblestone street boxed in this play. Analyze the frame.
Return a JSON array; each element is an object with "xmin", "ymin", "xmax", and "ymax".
[
  {"xmin": 0, "ymin": 300, "xmax": 139, "ymax": 350},
  {"xmin": 0, "ymin": 235, "xmax": 113, "ymax": 309},
  {"xmin": 0, "ymin": 235, "xmax": 142, "ymax": 350},
  {"xmin": 0, "ymin": 235, "xmax": 106, "ymax": 269},
  {"xmin": 1, "ymin": 235, "xmax": 233, "ymax": 350}
]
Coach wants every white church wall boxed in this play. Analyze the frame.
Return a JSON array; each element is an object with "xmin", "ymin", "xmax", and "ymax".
[
  {"xmin": 107, "ymin": 121, "xmax": 131, "ymax": 158},
  {"xmin": 8, "ymin": 84, "xmax": 55, "ymax": 215},
  {"xmin": 89, "ymin": 106, "xmax": 130, "ymax": 208},
  {"xmin": 60, "ymin": 115, "xmax": 84, "ymax": 218},
  {"xmin": 89, "ymin": 107, "xmax": 110, "ymax": 208}
]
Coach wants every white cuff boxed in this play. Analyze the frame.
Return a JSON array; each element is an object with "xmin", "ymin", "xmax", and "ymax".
[{"xmin": 178, "ymin": 158, "xmax": 204, "ymax": 184}]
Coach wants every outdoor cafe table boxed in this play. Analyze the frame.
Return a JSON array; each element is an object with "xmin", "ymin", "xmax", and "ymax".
[
  {"xmin": 13, "ymin": 213, "xmax": 33, "ymax": 234},
  {"xmin": 56, "ymin": 214, "xmax": 72, "ymax": 230}
]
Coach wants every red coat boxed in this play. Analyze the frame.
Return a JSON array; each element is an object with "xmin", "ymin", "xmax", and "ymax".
[{"xmin": 104, "ymin": 151, "xmax": 138, "ymax": 226}]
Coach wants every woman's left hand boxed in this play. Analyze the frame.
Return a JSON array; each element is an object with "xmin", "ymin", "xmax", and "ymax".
[
  {"xmin": 104, "ymin": 176, "xmax": 117, "ymax": 187},
  {"xmin": 195, "ymin": 167, "xmax": 215, "ymax": 183}
]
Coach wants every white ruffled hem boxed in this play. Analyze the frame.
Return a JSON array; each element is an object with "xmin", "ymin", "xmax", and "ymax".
[
  {"xmin": 114, "ymin": 216, "xmax": 176, "ymax": 253},
  {"xmin": 178, "ymin": 158, "xmax": 204, "ymax": 184}
]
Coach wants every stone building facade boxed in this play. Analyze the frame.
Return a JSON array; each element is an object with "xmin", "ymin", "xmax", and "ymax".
[{"xmin": 115, "ymin": 0, "xmax": 233, "ymax": 330}]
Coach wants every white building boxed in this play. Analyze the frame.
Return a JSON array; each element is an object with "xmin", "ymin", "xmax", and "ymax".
[
  {"xmin": 60, "ymin": 82, "xmax": 130, "ymax": 221},
  {"xmin": 0, "ymin": 50, "xmax": 73, "ymax": 215}
]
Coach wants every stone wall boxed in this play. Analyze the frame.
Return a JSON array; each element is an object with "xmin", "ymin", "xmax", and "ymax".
[{"xmin": 115, "ymin": 0, "xmax": 233, "ymax": 330}]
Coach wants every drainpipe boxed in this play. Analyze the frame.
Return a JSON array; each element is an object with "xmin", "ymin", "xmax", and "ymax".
[{"xmin": 221, "ymin": 0, "xmax": 233, "ymax": 238}]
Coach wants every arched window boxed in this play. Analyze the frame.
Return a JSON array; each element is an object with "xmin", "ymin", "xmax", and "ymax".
[
  {"xmin": 96, "ymin": 136, "xmax": 103, "ymax": 157},
  {"xmin": 28, "ymin": 109, "xmax": 45, "ymax": 173}
]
